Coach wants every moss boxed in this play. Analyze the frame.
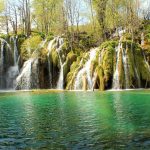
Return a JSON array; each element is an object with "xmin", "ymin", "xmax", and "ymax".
[
  {"xmin": 38, "ymin": 48, "xmax": 47, "ymax": 63},
  {"xmin": 123, "ymin": 33, "xmax": 132, "ymax": 40},
  {"xmin": 99, "ymin": 41, "xmax": 117, "ymax": 50},
  {"xmin": 53, "ymin": 36, "xmax": 150, "ymax": 90},
  {"xmin": 136, "ymin": 54, "xmax": 150, "ymax": 81},
  {"xmin": 66, "ymin": 54, "xmax": 85, "ymax": 90},
  {"xmin": 118, "ymin": 49, "xmax": 124, "ymax": 88},
  {"xmin": 0, "ymin": 34, "xmax": 10, "ymax": 40},
  {"xmin": 50, "ymin": 49, "xmax": 59, "ymax": 67},
  {"xmin": 64, "ymin": 51, "xmax": 77, "ymax": 77},
  {"xmin": 20, "ymin": 35, "xmax": 42, "ymax": 61},
  {"xmin": 102, "ymin": 49, "xmax": 114, "ymax": 83},
  {"xmin": 18, "ymin": 37, "xmax": 26, "ymax": 50},
  {"xmin": 96, "ymin": 66, "xmax": 105, "ymax": 91},
  {"xmin": 62, "ymin": 41, "xmax": 69, "ymax": 51},
  {"xmin": 126, "ymin": 47, "xmax": 136, "ymax": 87}
]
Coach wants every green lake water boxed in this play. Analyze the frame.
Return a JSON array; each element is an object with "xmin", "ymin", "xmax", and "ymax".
[{"xmin": 0, "ymin": 90, "xmax": 150, "ymax": 149}]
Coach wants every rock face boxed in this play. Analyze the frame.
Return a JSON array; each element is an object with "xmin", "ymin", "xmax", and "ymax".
[{"xmin": 0, "ymin": 35, "xmax": 150, "ymax": 91}]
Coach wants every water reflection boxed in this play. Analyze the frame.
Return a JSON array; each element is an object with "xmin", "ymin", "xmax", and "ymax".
[
  {"xmin": 112, "ymin": 92, "xmax": 135, "ymax": 147},
  {"xmin": 0, "ymin": 91, "xmax": 150, "ymax": 149},
  {"xmin": 20, "ymin": 93, "xmax": 37, "ymax": 137}
]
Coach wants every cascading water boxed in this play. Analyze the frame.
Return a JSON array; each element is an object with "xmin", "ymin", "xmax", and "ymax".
[
  {"xmin": 113, "ymin": 27, "xmax": 126, "ymax": 37},
  {"xmin": 16, "ymin": 58, "xmax": 40, "ymax": 90},
  {"xmin": 122, "ymin": 46, "xmax": 129, "ymax": 89},
  {"xmin": 0, "ymin": 33, "xmax": 149, "ymax": 91},
  {"xmin": 141, "ymin": 33, "xmax": 150, "ymax": 73},
  {"xmin": 113, "ymin": 37, "xmax": 142, "ymax": 89},
  {"xmin": 57, "ymin": 60, "xmax": 65, "ymax": 89},
  {"xmin": 0, "ymin": 39, "xmax": 5, "ymax": 88},
  {"xmin": 74, "ymin": 48, "xmax": 98, "ymax": 90},
  {"xmin": 6, "ymin": 36, "xmax": 20, "ymax": 89},
  {"xmin": 0, "ymin": 38, "xmax": 13, "ymax": 89},
  {"xmin": 56, "ymin": 37, "xmax": 66, "ymax": 89},
  {"xmin": 6, "ymin": 66, "xmax": 19, "ymax": 88},
  {"xmin": 13, "ymin": 36, "xmax": 19, "ymax": 65},
  {"xmin": 15, "ymin": 39, "xmax": 47, "ymax": 90},
  {"xmin": 134, "ymin": 66, "xmax": 141, "ymax": 88},
  {"xmin": 113, "ymin": 40, "xmax": 122, "ymax": 89},
  {"xmin": 16, "ymin": 59, "xmax": 32, "ymax": 89},
  {"xmin": 47, "ymin": 38, "xmax": 56, "ymax": 88},
  {"xmin": 0, "ymin": 39, "xmax": 5, "ymax": 73},
  {"xmin": 46, "ymin": 37, "xmax": 65, "ymax": 89}
]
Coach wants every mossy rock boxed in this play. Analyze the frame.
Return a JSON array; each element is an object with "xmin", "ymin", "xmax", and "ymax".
[
  {"xmin": 64, "ymin": 51, "xmax": 77, "ymax": 77},
  {"xmin": 96, "ymin": 66, "xmax": 105, "ymax": 91},
  {"xmin": 20, "ymin": 35, "xmax": 42, "ymax": 61},
  {"xmin": 50, "ymin": 49, "xmax": 59, "ymax": 67}
]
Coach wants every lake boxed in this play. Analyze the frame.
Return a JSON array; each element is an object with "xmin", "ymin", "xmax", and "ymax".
[{"xmin": 0, "ymin": 90, "xmax": 150, "ymax": 149}]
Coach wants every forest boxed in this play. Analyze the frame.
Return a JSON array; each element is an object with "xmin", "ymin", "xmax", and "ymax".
[{"xmin": 0, "ymin": 0, "xmax": 150, "ymax": 90}]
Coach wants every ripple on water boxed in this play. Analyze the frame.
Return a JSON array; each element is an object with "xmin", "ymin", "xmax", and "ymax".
[{"xmin": 0, "ymin": 90, "xmax": 150, "ymax": 149}]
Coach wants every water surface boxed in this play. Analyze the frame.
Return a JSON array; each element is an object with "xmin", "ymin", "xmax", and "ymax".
[{"xmin": 0, "ymin": 90, "xmax": 150, "ymax": 149}]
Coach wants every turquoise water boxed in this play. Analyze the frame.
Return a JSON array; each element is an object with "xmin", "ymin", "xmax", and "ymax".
[{"xmin": 0, "ymin": 90, "xmax": 150, "ymax": 149}]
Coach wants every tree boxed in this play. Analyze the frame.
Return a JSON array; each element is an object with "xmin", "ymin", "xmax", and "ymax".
[
  {"xmin": 32, "ymin": 0, "xmax": 64, "ymax": 34},
  {"xmin": 0, "ymin": 0, "xmax": 9, "ymax": 34},
  {"xmin": 93, "ymin": 0, "xmax": 108, "ymax": 41}
]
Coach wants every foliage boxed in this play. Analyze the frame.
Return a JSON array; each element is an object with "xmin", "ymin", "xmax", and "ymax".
[{"xmin": 20, "ymin": 35, "xmax": 42, "ymax": 61}]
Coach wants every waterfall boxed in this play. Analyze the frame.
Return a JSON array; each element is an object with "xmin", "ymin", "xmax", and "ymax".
[
  {"xmin": 113, "ymin": 27, "xmax": 126, "ymax": 37},
  {"xmin": 113, "ymin": 38, "xmax": 142, "ymax": 89},
  {"xmin": 135, "ymin": 67, "xmax": 141, "ymax": 87},
  {"xmin": 16, "ymin": 59, "xmax": 32, "ymax": 89},
  {"xmin": 130, "ymin": 44, "xmax": 141, "ymax": 88},
  {"xmin": 15, "ymin": 39, "xmax": 47, "ymax": 90},
  {"xmin": 6, "ymin": 66, "xmax": 19, "ymax": 88},
  {"xmin": 0, "ymin": 39, "xmax": 5, "ymax": 74},
  {"xmin": 16, "ymin": 58, "xmax": 40, "ymax": 90},
  {"xmin": 141, "ymin": 33, "xmax": 150, "ymax": 73},
  {"xmin": 47, "ymin": 37, "xmax": 65, "ymax": 89},
  {"xmin": 74, "ymin": 48, "xmax": 98, "ymax": 90},
  {"xmin": 57, "ymin": 59, "xmax": 66, "ymax": 89},
  {"xmin": 118, "ymin": 27, "xmax": 126, "ymax": 37},
  {"xmin": 32, "ymin": 39, "xmax": 47, "ymax": 56},
  {"xmin": 13, "ymin": 36, "xmax": 19, "ymax": 65},
  {"xmin": 5, "ymin": 36, "xmax": 20, "ymax": 89},
  {"xmin": 0, "ymin": 38, "xmax": 12, "ymax": 89},
  {"xmin": 0, "ymin": 39, "xmax": 5, "ymax": 88},
  {"xmin": 113, "ymin": 41, "xmax": 122, "ymax": 89},
  {"xmin": 122, "ymin": 46, "xmax": 129, "ymax": 89},
  {"xmin": 47, "ymin": 38, "xmax": 56, "ymax": 88},
  {"xmin": 56, "ymin": 37, "xmax": 65, "ymax": 89},
  {"xmin": 91, "ymin": 72, "xmax": 98, "ymax": 91},
  {"xmin": 0, "ymin": 38, "xmax": 11, "ymax": 71}
]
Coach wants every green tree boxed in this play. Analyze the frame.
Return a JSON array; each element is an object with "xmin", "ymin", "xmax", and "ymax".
[
  {"xmin": 93, "ymin": 0, "xmax": 108, "ymax": 41},
  {"xmin": 32, "ymin": 0, "xmax": 64, "ymax": 35}
]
